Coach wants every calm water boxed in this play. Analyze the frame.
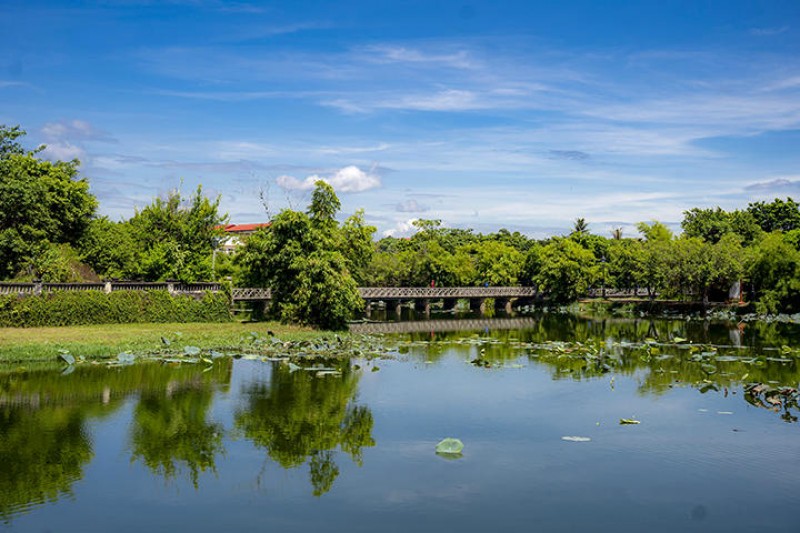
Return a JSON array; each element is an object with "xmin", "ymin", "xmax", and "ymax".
[{"xmin": 2, "ymin": 314, "xmax": 799, "ymax": 532}]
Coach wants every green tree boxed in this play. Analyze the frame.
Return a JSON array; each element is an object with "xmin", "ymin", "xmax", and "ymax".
[
  {"xmin": 237, "ymin": 181, "xmax": 363, "ymax": 329},
  {"xmin": 77, "ymin": 217, "xmax": 136, "ymax": 279},
  {"xmin": 747, "ymin": 198, "xmax": 800, "ymax": 233},
  {"xmin": 126, "ymin": 186, "xmax": 227, "ymax": 282},
  {"xmin": 662, "ymin": 235, "xmax": 745, "ymax": 305},
  {"xmin": 0, "ymin": 124, "xmax": 27, "ymax": 158},
  {"xmin": 749, "ymin": 232, "xmax": 800, "ymax": 313},
  {"xmin": 534, "ymin": 238, "xmax": 598, "ymax": 302},
  {"xmin": 636, "ymin": 220, "xmax": 673, "ymax": 242},
  {"xmin": 340, "ymin": 209, "xmax": 376, "ymax": 285},
  {"xmin": 0, "ymin": 127, "xmax": 97, "ymax": 280},
  {"xmin": 606, "ymin": 239, "xmax": 645, "ymax": 291},
  {"xmin": 467, "ymin": 240, "xmax": 523, "ymax": 285},
  {"xmin": 729, "ymin": 209, "xmax": 763, "ymax": 244},
  {"xmin": 681, "ymin": 207, "xmax": 732, "ymax": 243},
  {"xmin": 638, "ymin": 239, "xmax": 672, "ymax": 297},
  {"xmin": 571, "ymin": 217, "xmax": 589, "ymax": 236}
]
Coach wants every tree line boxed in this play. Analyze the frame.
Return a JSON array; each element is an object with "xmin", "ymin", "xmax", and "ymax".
[{"xmin": 5, "ymin": 123, "xmax": 800, "ymax": 328}]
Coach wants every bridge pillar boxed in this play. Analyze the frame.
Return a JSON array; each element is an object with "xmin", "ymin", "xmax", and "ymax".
[
  {"xmin": 496, "ymin": 298, "xmax": 513, "ymax": 314},
  {"xmin": 414, "ymin": 298, "xmax": 431, "ymax": 316},
  {"xmin": 365, "ymin": 300, "xmax": 373, "ymax": 317},
  {"xmin": 469, "ymin": 298, "xmax": 487, "ymax": 314},
  {"xmin": 393, "ymin": 300, "xmax": 404, "ymax": 317}
]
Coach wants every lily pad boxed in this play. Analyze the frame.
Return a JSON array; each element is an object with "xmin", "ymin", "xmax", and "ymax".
[
  {"xmin": 117, "ymin": 352, "xmax": 136, "ymax": 364},
  {"xmin": 561, "ymin": 436, "xmax": 591, "ymax": 442},
  {"xmin": 435, "ymin": 438, "xmax": 464, "ymax": 455},
  {"xmin": 183, "ymin": 345, "xmax": 201, "ymax": 356},
  {"xmin": 619, "ymin": 418, "xmax": 640, "ymax": 425}
]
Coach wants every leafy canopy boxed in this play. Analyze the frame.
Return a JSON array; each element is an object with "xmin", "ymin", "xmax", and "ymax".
[
  {"xmin": 237, "ymin": 181, "xmax": 370, "ymax": 329},
  {"xmin": 0, "ymin": 125, "xmax": 97, "ymax": 280}
]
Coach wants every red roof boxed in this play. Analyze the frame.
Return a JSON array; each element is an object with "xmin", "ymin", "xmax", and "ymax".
[{"xmin": 220, "ymin": 223, "xmax": 271, "ymax": 233}]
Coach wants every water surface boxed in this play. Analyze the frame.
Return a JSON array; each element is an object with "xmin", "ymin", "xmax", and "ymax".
[{"xmin": 1, "ymin": 314, "xmax": 798, "ymax": 532}]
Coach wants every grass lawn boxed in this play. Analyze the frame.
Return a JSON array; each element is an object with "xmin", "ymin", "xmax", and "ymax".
[{"xmin": 0, "ymin": 321, "xmax": 330, "ymax": 362}]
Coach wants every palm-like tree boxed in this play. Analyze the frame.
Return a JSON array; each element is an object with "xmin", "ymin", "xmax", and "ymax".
[
  {"xmin": 611, "ymin": 227, "xmax": 623, "ymax": 240},
  {"xmin": 572, "ymin": 217, "xmax": 589, "ymax": 236}
]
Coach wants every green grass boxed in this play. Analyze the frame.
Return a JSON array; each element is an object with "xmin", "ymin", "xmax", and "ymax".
[{"xmin": 0, "ymin": 321, "xmax": 332, "ymax": 362}]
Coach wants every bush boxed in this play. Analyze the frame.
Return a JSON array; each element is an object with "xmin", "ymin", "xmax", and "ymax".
[{"xmin": 0, "ymin": 290, "xmax": 231, "ymax": 327}]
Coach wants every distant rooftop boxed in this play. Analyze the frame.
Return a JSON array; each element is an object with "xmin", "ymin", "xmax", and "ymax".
[{"xmin": 220, "ymin": 223, "xmax": 271, "ymax": 233}]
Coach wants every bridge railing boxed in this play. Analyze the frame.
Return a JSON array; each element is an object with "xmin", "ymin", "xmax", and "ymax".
[
  {"xmin": 585, "ymin": 287, "xmax": 652, "ymax": 298},
  {"xmin": 0, "ymin": 281, "xmax": 224, "ymax": 296},
  {"xmin": 358, "ymin": 286, "xmax": 538, "ymax": 299},
  {"xmin": 0, "ymin": 282, "xmax": 652, "ymax": 301},
  {"xmin": 231, "ymin": 287, "xmax": 272, "ymax": 301}
]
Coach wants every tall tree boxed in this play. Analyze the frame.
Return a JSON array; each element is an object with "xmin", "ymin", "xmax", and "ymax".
[
  {"xmin": 126, "ymin": 186, "xmax": 227, "ymax": 282},
  {"xmin": 237, "ymin": 181, "xmax": 363, "ymax": 329},
  {"xmin": 0, "ymin": 126, "xmax": 97, "ymax": 280},
  {"xmin": 681, "ymin": 207, "xmax": 732, "ymax": 243},
  {"xmin": 747, "ymin": 198, "xmax": 800, "ymax": 233},
  {"xmin": 636, "ymin": 220, "xmax": 673, "ymax": 242},
  {"xmin": 533, "ymin": 238, "xmax": 598, "ymax": 302},
  {"xmin": 571, "ymin": 217, "xmax": 589, "ymax": 236}
]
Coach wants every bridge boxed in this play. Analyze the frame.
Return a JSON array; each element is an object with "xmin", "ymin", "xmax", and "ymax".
[
  {"xmin": 350, "ymin": 317, "xmax": 536, "ymax": 335},
  {"xmin": 0, "ymin": 282, "xmax": 649, "ymax": 316},
  {"xmin": 357, "ymin": 286, "xmax": 538, "ymax": 315},
  {"xmin": 0, "ymin": 283, "xmax": 539, "ymax": 315}
]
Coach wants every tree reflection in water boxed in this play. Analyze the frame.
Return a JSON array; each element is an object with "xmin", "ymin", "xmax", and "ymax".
[
  {"xmin": 235, "ymin": 361, "xmax": 374, "ymax": 496},
  {"xmin": 0, "ymin": 405, "xmax": 94, "ymax": 521},
  {"xmin": 130, "ymin": 382, "xmax": 224, "ymax": 488}
]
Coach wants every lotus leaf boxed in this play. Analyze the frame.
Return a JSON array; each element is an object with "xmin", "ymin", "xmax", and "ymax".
[{"xmin": 436, "ymin": 438, "xmax": 464, "ymax": 454}]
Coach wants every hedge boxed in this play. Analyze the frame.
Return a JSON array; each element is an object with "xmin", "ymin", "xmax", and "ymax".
[{"xmin": 0, "ymin": 290, "xmax": 232, "ymax": 327}]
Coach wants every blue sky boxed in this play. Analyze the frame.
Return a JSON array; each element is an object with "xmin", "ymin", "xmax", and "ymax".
[{"xmin": 2, "ymin": 0, "xmax": 799, "ymax": 238}]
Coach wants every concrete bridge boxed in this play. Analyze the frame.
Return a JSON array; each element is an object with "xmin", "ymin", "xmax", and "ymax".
[
  {"xmin": 0, "ymin": 282, "xmax": 538, "ymax": 316},
  {"xmin": 350, "ymin": 316, "xmax": 536, "ymax": 335},
  {"xmin": 358, "ymin": 286, "xmax": 538, "ymax": 315}
]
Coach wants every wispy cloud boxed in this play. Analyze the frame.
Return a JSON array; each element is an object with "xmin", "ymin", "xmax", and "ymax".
[
  {"xmin": 360, "ymin": 45, "xmax": 478, "ymax": 69},
  {"xmin": 744, "ymin": 176, "xmax": 800, "ymax": 193},
  {"xmin": 39, "ymin": 119, "xmax": 116, "ymax": 163},
  {"xmin": 549, "ymin": 150, "xmax": 590, "ymax": 161},
  {"xmin": 395, "ymin": 199, "xmax": 429, "ymax": 213},
  {"xmin": 41, "ymin": 119, "xmax": 116, "ymax": 142},
  {"xmin": 750, "ymin": 26, "xmax": 789, "ymax": 36}
]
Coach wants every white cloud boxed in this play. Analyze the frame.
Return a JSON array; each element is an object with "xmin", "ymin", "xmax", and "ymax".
[
  {"xmin": 42, "ymin": 141, "xmax": 86, "ymax": 162},
  {"xmin": 276, "ymin": 165, "xmax": 381, "ymax": 193},
  {"xmin": 41, "ymin": 119, "xmax": 114, "ymax": 142},
  {"xmin": 396, "ymin": 199, "xmax": 429, "ymax": 213},
  {"xmin": 382, "ymin": 218, "xmax": 420, "ymax": 237}
]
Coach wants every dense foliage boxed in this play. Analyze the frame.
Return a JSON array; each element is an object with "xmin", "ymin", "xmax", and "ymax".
[
  {"xmin": 0, "ymin": 125, "xmax": 228, "ymax": 284},
  {"xmin": 0, "ymin": 126, "xmax": 97, "ymax": 280},
  {"xmin": 0, "ymin": 290, "xmax": 231, "ymax": 327},
  {"xmin": 236, "ymin": 181, "xmax": 373, "ymax": 329},
  {"xmin": 361, "ymin": 198, "xmax": 800, "ymax": 311}
]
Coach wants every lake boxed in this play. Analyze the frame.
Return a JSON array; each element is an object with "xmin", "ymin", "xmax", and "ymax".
[{"xmin": 1, "ymin": 312, "xmax": 799, "ymax": 532}]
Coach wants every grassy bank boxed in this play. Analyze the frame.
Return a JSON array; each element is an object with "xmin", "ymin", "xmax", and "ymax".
[{"xmin": 0, "ymin": 321, "xmax": 329, "ymax": 362}]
